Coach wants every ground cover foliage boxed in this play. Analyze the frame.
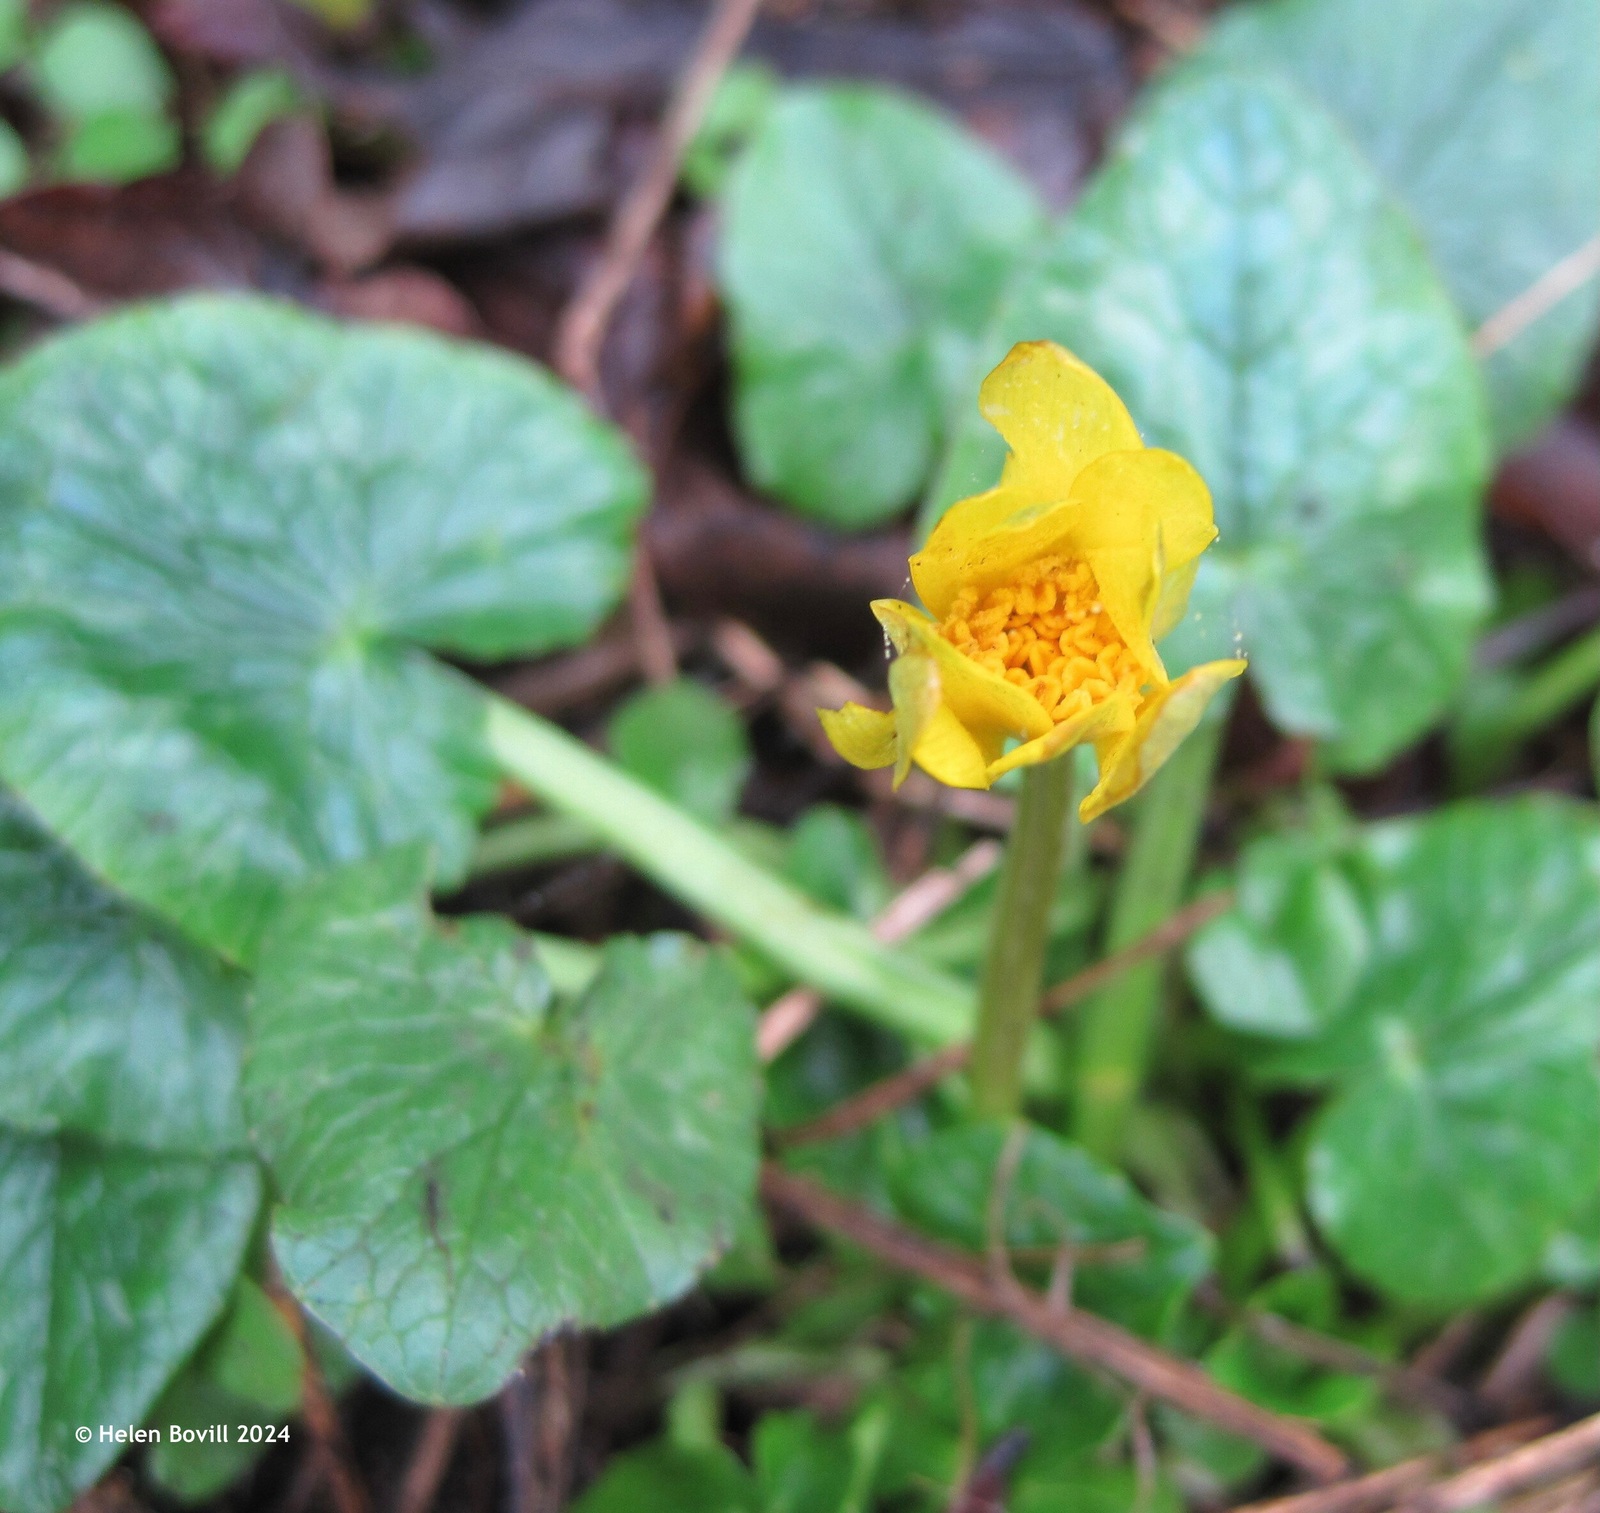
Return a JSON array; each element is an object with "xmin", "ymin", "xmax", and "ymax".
[{"xmin": 0, "ymin": 0, "xmax": 1597, "ymax": 1510}]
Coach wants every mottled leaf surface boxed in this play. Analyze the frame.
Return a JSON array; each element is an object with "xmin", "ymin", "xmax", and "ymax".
[
  {"xmin": 931, "ymin": 68, "xmax": 1490, "ymax": 770},
  {"xmin": 0, "ymin": 799, "xmax": 258, "ymax": 1513},
  {"xmin": 246, "ymin": 849, "xmax": 760, "ymax": 1403},
  {"xmin": 1190, "ymin": 796, "xmax": 1600, "ymax": 1303},
  {"xmin": 0, "ymin": 1137, "xmax": 258, "ymax": 1513},
  {"xmin": 721, "ymin": 85, "xmax": 1043, "ymax": 527},
  {"xmin": 0, "ymin": 295, "xmax": 647, "ymax": 961},
  {"xmin": 1207, "ymin": 0, "xmax": 1600, "ymax": 449}
]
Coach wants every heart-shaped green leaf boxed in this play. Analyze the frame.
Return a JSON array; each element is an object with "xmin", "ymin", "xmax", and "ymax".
[
  {"xmin": 1205, "ymin": 0, "xmax": 1600, "ymax": 451},
  {"xmin": 0, "ymin": 799, "xmax": 259, "ymax": 1513},
  {"xmin": 930, "ymin": 67, "xmax": 1491, "ymax": 771},
  {"xmin": 0, "ymin": 798, "xmax": 248, "ymax": 1153},
  {"xmin": 245, "ymin": 848, "xmax": 760, "ymax": 1403},
  {"xmin": 720, "ymin": 84, "xmax": 1043, "ymax": 528},
  {"xmin": 0, "ymin": 295, "xmax": 647, "ymax": 962},
  {"xmin": 891, "ymin": 1123, "xmax": 1212, "ymax": 1338},
  {"xmin": 1189, "ymin": 795, "xmax": 1600, "ymax": 1304},
  {"xmin": 0, "ymin": 1138, "xmax": 259, "ymax": 1513}
]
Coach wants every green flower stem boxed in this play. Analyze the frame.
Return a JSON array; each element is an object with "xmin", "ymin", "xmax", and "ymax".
[
  {"xmin": 470, "ymin": 812, "xmax": 597, "ymax": 877},
  {"xmin": 1230, "ymin": 1088, "xmax": 1312, "ymax": 1267},
  {"xmin": 484, "ymin": 695, "xmax": 976, "ymax": 1046},
  {"xmin": 968, "ymin": 756, "xmax": 1079, "ymax": 1121},
  {"xmin": 1073, "ymin": 712, "xmax": 1225, "ymax": 1159},
  {"xmin": 1488, "ymin": 621, "xmax": 1600, "ymax": 747}
]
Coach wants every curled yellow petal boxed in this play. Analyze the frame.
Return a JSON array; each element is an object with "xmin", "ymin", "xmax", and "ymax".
[
  {"xmin": 910, "ymin": 340, "xmax": 1142, "ymax": 618},
  {"xmin": 986, "ymin": 689, "xmax": 1137, "ymax": 781},
  {"xmin": 1080, "ymin": 658, "xmax": 1247, "ymax": 822},
  {"xmin": 873, "ymin": 599, "xmax": 1052, "ymax": 757},
  {"xmin": 888, "ymin": 652, "xmax": 941, "ymax": 788},
  {"xmin": 910, "ymin": 703, "xmax": 990, "ymax": 789},
  {"xmin": 818, "ymin": 702, "xmax": 896, "ymax": 770}
]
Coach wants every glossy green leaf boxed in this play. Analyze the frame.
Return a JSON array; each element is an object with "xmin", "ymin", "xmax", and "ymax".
[
  {"xmin": 932, "ymin": 67, "xmax": 1491, "ymax": 770},
  {"xmin": 891, "ymin": 1123, "xmax": 1213, "ymax": 1337},
  {"xmin": 0, "ymin": 801, "xmax": 259, "ymax": 1513},
  {"xmin": 32, "ymin": 3, "xmax": 173, "ymax": 121},
  {"xmin": 1190, "ymin": 796, "xmax": 1600, "ymax": 1303},
  {"xmin": 721, "ymin": 84, "xmax": 1043, "ymax": 527},
  {"xmin": 245, "ymin": 848, "xmax": 760, "ymax": 1403},
  {"xmin": 571, "ymin": 1441, "xmax": 755, "ymax": 1513},
  {"xmin": 781, "ymin": 805, "xmax": 891, "ymax": 922},
  {"xmin": 608, "ymin": 679, "xmax": 751, "ymax": 825},
  {"xmin": 0, "ymin": 296, "xmax": 647, "ymax": 962},
  {"xmin": 0, "ymin": 1134, "xmax": 259, "ymax": 1513},
  {"xmin": 0, "ymin": 798, "xmax": 247, "ymax": 1153},
  {"xmin": 1206, "ymin": 0, "xmax": 1600, "ymax": 450}
]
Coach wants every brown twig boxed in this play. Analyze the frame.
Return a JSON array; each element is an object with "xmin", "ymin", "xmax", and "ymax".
[
  {"xmin": 0, "ymin": 247, "xmax": 104, "ymax": 321},
  {"xmin": 774, "ymin": 890, "xmax": 1236, "ymax": 1143},
  {"xmin": 1480, "ymin": 1294, "xmax": 1574, "ymax": 1413},
  {"xmin": 499, "ymin": 1337, "xmax": 586, "ymax": 1513},
  {"xmin": 1405, "ymin": 1412, "xmax": 1600, "ymax": 1513},
  {"xmin": 761, "ymin": 1163, "xmax": 1348, "ymax": 1483},
  {"xmin": 554, "ymin": 0, "xmax": 765, "ymax": 400},
  {"xmin": 393, "ymin": 1409, "xmax": 465, "ymax": 1513},
  {"xmin": 1231, "ymin": 1419, "xmax": 1554, "ymax": 1513},
  {"xmin": 1041, "ymin": 889, "xmax": 1234, "ymax": 1013},
  {"xmin": 1473, "ymin": 234, "xmax": 1600, "ymax": 360},
  {"xmin": 264, "ymin": 1279, "xmax": 369, "ymax": 1513},
  {"xmin": 755, "ymin": 839, "xmax": 1001, "ymax": 1061}
]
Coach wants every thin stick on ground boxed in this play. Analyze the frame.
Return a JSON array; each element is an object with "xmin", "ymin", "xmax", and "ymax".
[
  {"xmin": 760, "ymin": 1163, "xmax": 1349, "ymax": 1484},
  {"xmin": 756, "ymin": 838, "xmax": 1001, "ymax": 1061},
  {"xmin": 1230, "ymin": 1419, "xmax": 1554, "ymax": 1513},
  {"xmin": 774, "ymin": 888, "xmax": 1235, "ymax": 1143},
  {"xmin": 1404, "ymin": 1412, "xmax": 1600, "ymax": 1513},
  {"xmin": 555, "ymin": 0, "xmax": 765, "ymax": 400},
  {"xmin": 1041, "ymin": 889, "xmax": 1234, "ymax": 1014},
  {"xmin": 1473, "ymin": 233, "xmax": 1600, "ymax": 359},
  {"xmin": 263, "ymin": 1278, "xmax": 369, "ymax": 1513},
  {"xmin": 0, "ymin": 248, "xmax": 103, "ymax": 321},
  {"xmin": 394, "ymin": 1409, "xmax": 465, "ymax": 1513}
]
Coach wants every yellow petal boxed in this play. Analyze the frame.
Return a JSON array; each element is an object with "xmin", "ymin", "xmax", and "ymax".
[
  {"xmin": 1080, "ymin": 658, "xmax": 1247, "ymax": 822},
  {"xmin": 888, "ymin": 652, "xmax": 941, "ymax": 788},
  {"xmin": 912, "ymin": 703, "xmax": 991, "ymax": 788},
  {"xmin": 1065, "ymin": 448, "xmax": 1216, "ymax": 674},
  {"xmin": 872, "ymin": 599, "xmax": 1053, "ymax": 756},
  {"xmin": 910, "ymin": 341, "xmax": 1142, "ymax": 617},
  {"xmin": 818, "ymin": 702, "xmax": 896, "ymax": 770},
  {"xmin": 981, "ymin": 340, "xmax": 1143, "ymax": 507},
  {"xmin": 986, "ymin": 689, "xmax": 1138, "ymax": 781}
]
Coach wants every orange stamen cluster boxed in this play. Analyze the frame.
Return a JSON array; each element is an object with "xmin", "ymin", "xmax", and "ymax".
[{"xmin": 940, "ymin": 555, "xmax": 1147, "ymax": 723}]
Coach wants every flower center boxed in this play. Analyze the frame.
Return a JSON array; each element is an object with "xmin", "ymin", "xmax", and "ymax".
[{"xmin": 939, "ymin": 555, "xmax": 1147, "ymax": 724}]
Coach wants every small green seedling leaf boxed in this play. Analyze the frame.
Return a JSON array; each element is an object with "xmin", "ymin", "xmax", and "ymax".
[
  {"xmin": 203, "ymin": 70, "xmax": 304, "ymax": 176},
  {"xmin": 682, "ymin": 62, "xmax": 779, "ymax": 198},
  {"xmin": 1206, "ymin": 0, "xmax": 1600, "ymax": 451},
  {"xmin": 931, "ymin": 66, "xmax": 1491, "ymax": 771},
  {"xmin": 144, "ymin": 1275, "xmax": 305, "ymax": 1503},
  {"xmin": 781, "ymin": 805, "xmax": 892, "ymax": 921},
  {"xmin": 58, "ymin": 108, "xmax": 180, "ymax": 183},
  {"xmin": 721, "ymin": 84, "xmax": 1043, "ymax": 528},
  {"xmin": 0, "ymin": 800, "xmax": 258, "ymax": 1513},
  {"xmin": 892, "ymin": 1123, "xmax": 1213, "ymax": 1338},
  {"xmin": 0, "ymin": 295, "xmax": 647, "ymax": 963},
  {"xmin": 245, "ymin": 848, "xmax": 760, "ymax": 1403},
  {"xmin": 608, "ymin": 679, "xmax": 751, "ymax": 825},
  {"xmin": 570, "ymin": 1440, "xmax": 756, "ymax": 1513},
  {"xmin": 32, "ymin": 3, "xmax": 173, "ymax": 121},
  {"xmin": 0, "ymin": 120, "xmax": 28, "ymax": 198},
  {"xmin": 1191, "ymin": 795, "xmax": 1600, "ymax": 1304}
]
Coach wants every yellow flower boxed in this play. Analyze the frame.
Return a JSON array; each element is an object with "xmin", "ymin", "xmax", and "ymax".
[{"xmin": 819, "ymin": 340, "xmax": 1245, "ymax": 822}]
